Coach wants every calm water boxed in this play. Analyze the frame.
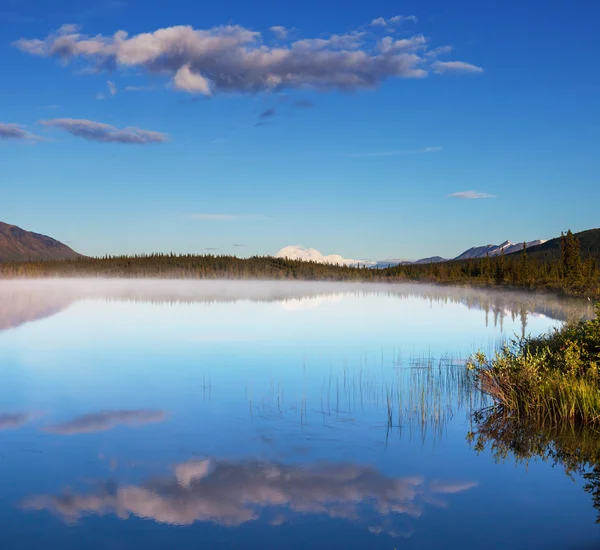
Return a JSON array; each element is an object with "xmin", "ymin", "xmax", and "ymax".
[{"xmin": 0, "ymin": 279, "xmax": 597, "ymax": 549}]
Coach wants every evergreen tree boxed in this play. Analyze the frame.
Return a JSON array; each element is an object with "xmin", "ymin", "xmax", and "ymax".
[{"xmin": 562, "ymin": 229, "xmax": 584, "ymax": 287}]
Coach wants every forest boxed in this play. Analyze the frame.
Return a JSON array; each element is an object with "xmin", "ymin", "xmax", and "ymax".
[{"xmin": 1, "ymin": 229, "xmax": 599, "ymax": 298}]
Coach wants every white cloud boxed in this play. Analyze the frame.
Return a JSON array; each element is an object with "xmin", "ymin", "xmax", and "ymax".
[
  {"xmin": 371, "ymin": 17, "xmax": 388, "ymax": 27},
  {"xmin": 432, "ymin": 60, "xmax": 483, "ymax": 74},
  {"xmin": 372, "ymin": 15, "xmax": 418, "ymax": 27},
  {"xmin": 269, "ymin": 25, "xmax": 288, "ymax": 39},
  {"xmin": 448, "ymin": 191, "xmax": 496, "ymax": 199},
  {"xmin": 390, "ymin": 15, "xmax": 418, "ymax": 24},
  {"xmin": 378, "ymin": 35, "xmax": 428, "ymax": 53},
  {"xmin": 40, "ymin": 118, "xmax": 168, "ymax": 144},
  {"xmin": 0, "ymin": 123, "xmax": 41, "ymax": 141},
  {"xmin": 173, "ymin": 64, "xmax": 213, "ymax": 95},
  {"xmin": 14, "ymin": 21, "xmax": 481, "ymax": 95},
  {"xmin": 107, "ymin": 80, "xmax": 117, "ymax": 96}
]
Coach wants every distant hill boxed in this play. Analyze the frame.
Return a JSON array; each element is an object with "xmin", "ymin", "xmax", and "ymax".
[
  {"xmin": 0, "ymin": 221, "xmax": 82, "ymax": 262},
  {"xmin": 508, "ymin": 228, "xmax": 600, "ymax": 262},
  {"xmin": 414, "ymin": 256, "xmax": 447, "ymax": 265},
  {"xmin": 454, "ymin": 239, "xmax": 546, "ymax": 260}
]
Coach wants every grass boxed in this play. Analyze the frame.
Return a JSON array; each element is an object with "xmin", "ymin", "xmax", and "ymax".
[{"xmin": 468, "ymin": 304, "xmax": 600, "ymax": 425}]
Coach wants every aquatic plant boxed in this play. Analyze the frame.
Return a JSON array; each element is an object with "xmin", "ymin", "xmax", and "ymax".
[{"xmin": 468, "ymin": 304, "xmax": 600, "ymax": 424}]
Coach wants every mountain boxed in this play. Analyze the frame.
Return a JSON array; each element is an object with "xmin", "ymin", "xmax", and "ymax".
[
  {"xmin": 454, "ymin": 239, "xmax": 546, "ymax": 260},
  {"xmin": 370, "ymin": 259, "xmax": 411, "ymax": 269},
  {"xmin": 0, "ymin": 221, "xmax": 82, "ymax": 262},
  {"xmin": 414, "ymin": 256, "xmax": 448, "ymax": 264},
  {"xmin": 275, "ymin": 245, "xmax": 376, "ymax": 267},
  {"xmin": 508, "ymin": 228, "xmax": 600, "ymax": 262}
]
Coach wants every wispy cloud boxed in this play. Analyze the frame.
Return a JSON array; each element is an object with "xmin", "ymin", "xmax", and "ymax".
[
  {"xmin": 39, "ymin": 118, "xmax": 168, "ymax": 144},
  {"xmin": 233, "ymin": 243, "xmax": 246, "ymax": 247},
  {"xmin": 448, "ymin": 191, "xmax": 496, "ymax": 199},
  {"xmin": 204, "ymin": 247, "xmax": 219, "ymax": 251},
  {"xmin": 346, "ymin": 146, "xmax": 442, "ymax": 157},
  {"xmin": 269, "ymin": 25, "xmax": 289, "ymax": 39},
  {"xmin": 107, "ymin": 80, "xmax": 117, "ymax": 96},
  {"xmin": 293, "ymin": 99, "xmax": 315, "ymax": 109},
  {"xmin": 188, "ymin": 214, "xmax": 267, "ymax": 221},
  {"xmin": 432, "ymin": 61, "xmax": 483, "ymax": 74},
  {"xmin": 371, "ymin": 15, "xmax": 418, "ymax": 27},
  {"xmin": 259, "ymin": 108, "xmax": 276, "ymax": 119},
  {"xmin": 0, "ymin": 123, "xmax": 41, "ymax": 142},
  {"xmin": 14, "ymin": 20, "xmax": 481, "ymax": 96},
  {"xmin": 124, "ymin": 85, "xmax": 154, "ymax": 92}
]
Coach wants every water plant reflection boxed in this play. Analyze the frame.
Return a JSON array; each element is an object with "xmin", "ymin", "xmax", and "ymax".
[{"xmin": 468, "ymin": 407, "xmax": 600, "ymax": 523}]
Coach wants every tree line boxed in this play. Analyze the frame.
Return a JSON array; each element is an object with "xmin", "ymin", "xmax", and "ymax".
[{"xmin": 1, "ymin": 230, "xmax": 598, "ymax": 298}]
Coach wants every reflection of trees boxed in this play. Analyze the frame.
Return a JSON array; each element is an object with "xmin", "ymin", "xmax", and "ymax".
[
  {"xmin": 0, "ymin": 280, "xmax": 593, "ymax": 333},
  {"xmin": 468, "ymin": 407, "xmax": 600, "ymax": 523},
  {"xmin": 22, "ymin": 458, "xmax": 476, "ymax": 537}
]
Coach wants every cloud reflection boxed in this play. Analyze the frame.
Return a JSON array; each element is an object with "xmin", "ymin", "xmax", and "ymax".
[
  {"xmin": 45, "ymin": 410, "xmax": 166, "ymax": 435},
  {"xmin": 0, "ymin": 413, "xmax": 34, "ymax": 430},
  {"xmin": 22, "ymin": 458, "xmax": 476, "ymax": 536}
]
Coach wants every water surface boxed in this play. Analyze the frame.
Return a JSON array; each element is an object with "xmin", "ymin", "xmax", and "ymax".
[{"xmin": 0, "ymin": 280, "xmax": 597, "ymax": 549}]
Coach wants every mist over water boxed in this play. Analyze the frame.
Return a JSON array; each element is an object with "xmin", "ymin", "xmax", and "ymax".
[{"xmin": 0, "ymin": 279, "xmax": 597, "ymax": 549}]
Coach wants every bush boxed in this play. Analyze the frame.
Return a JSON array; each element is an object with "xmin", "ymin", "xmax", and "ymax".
[{"xmin": 468, "ymin": 305, "xmax": 600, "ymax": 424}]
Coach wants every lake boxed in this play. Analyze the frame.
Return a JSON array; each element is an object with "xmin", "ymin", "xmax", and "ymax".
[{"xmin": 0, "ymin": 279, "xmax": 598, "ymax": 549}]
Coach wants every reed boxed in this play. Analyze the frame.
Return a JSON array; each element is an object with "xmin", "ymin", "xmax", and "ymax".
[{"xmin": 469, "ymin": 304, "xmax": 600, "ymax": 424}]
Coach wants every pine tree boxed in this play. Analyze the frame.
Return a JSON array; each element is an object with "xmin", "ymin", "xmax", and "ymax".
[{"xmin": 562, "ymin": 229, "xmax": 584, "ymax": 287}]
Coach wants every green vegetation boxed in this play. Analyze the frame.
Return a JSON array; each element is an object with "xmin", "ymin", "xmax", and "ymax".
[
  {"xmin": 0, "ymin": 254, "xmax": 382, "ymax": 281},
  {"xmin": 387, "ymin": 229, "xmax": 600, "ymax": 298},
  {"xmin": 0, "ymin": 228, "xmax": 598, "ymax": 298},
  {"xmin": 468, "ymin": 304, "xmax": 600, "ymax": 425},
  {"xmin": 468, "ymin": 408, "xmax": 600, "ymax": 522}
]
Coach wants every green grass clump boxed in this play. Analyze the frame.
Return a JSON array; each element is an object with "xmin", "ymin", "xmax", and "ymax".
[{"xmin": 468, "ymin": 304, "xmax": 600, "ymax": 424}]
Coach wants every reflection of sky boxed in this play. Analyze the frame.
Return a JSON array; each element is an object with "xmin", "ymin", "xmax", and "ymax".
[
  {"xmin": 0, "ymin": 282, "xmax": 598, "ymax": 548},
  {"xmin": 0, "ymin": 291, "xmax": 562, "ymax": 419}
]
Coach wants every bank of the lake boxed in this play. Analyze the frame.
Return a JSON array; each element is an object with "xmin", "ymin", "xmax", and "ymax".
[{"xmin": 469, "ymin": 304, "xmax": 600, "ymax": 425}]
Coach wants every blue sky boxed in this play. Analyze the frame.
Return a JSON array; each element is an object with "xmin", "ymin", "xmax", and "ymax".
[{"xmin": 1, "ymin": 0, "xmax": 599, "ymax": 261}]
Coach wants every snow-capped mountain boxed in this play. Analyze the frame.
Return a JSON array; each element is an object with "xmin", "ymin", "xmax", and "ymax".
[
  {"xmin": 274, "ymin": 239, "xmax": 547, "ymax": 269},
  {"xmin": 454, "ymin": 239, "xmax": 546, "ymax": 260},
  {"xmin": 275, "ymin": 245, "xmax": 376, "ymax": 267}
]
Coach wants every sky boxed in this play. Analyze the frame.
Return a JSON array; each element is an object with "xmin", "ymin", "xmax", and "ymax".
[{"xmin": 1, "ymin": 0, "xmax": 599, "ymax": 261}]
